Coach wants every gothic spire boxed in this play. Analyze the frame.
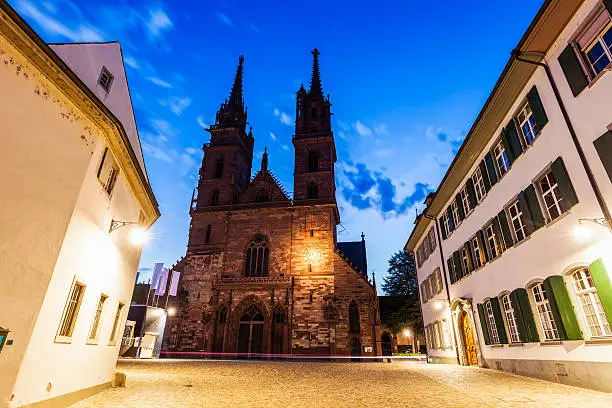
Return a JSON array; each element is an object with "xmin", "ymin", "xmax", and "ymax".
[
  {"xmin": 309, "ymin": 48, "xmax": 323, "ymax": 96},
  {"xmin": 213, "ymin": 55, "xmax": 247, "ymax": 131},
  {"xmin": 228, "ymin": 55, "xmax": 244, "ymax": 109},
  {"xmin": 261, "ymin": 147, "xmax": 268, "ymax": 172}
]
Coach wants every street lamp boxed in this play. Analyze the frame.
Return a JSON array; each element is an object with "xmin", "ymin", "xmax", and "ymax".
[
  {"xmin": 574, "ymin": 218, "xmax": 611, "ymax": 241},
  {"xmin": 109, "ymin": 219, "xmax": 149, "ymax": 246}
]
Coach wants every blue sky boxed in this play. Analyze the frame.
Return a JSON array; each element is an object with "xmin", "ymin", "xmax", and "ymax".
[{"xmin": 12, "ymin": 0, "xmax": 543, "ymax": 292}]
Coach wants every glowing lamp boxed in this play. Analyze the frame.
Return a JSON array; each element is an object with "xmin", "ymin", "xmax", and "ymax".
[
  {"xmin": 572, "ymin": 224, "xmax": 589, "ymax": 242},
  {"xmin": 434, "ymin": 300, "xmax": 444, "ymax": 310},
  {"xmin": 130, "ymin": 227, "xmax": 149, "ymax": 245},
  {"xmin": 403, "ymin": 329, "xmax": 411, "ymax": 337},
  {"xmin": 304, "ymin": 248, "xmax": 321, "ymax": 264},
  {"xmin": 167, "ymin": 307, "xmax": 176, "ymax": 316}
]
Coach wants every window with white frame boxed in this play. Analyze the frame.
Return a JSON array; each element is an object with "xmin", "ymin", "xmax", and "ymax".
[
  {"xmin": 434, "ymin": 268, "xmax": 442, "ymax": 294},
  {"xmin": 472, "ymin": 167, "xmax": 486, "ymax": 203},
  {"xmin": 570, "ymin": 268, "xmax": 612, "ymax": 337},
  {"xmin": 484, "ymin": 300, "xmax": 500, "ymax": 344},
  {"xmin": 58, "ymin": 281, "xmax": 85, "ymax": 338},
  {"xmin": 584, "ymin": 22, "xmax": 612, "ymax": 76},
  {"xmin": 441, "ymin": 213, "xmax": 451, "ymax": 237},
  {"xmin": 471, "ymin": 236, "xmax": 483, "ymax": 269},
  {"xmin": 88, "ymin": 294, "xmax": 108, "ymax": 341},
  {"xmin": 537, "ymin": 171, "xmax": 563, "ymax": 221},
  {"xmin": 461, "ymin": 247, "xmax": 471, "ymax": 275},
  {"xmin": 508, "ymin": 201, "xmax": 526, "ymax": 242},
  {"xmin": 97, "ymin": 147, "xmax": 119, "ymax": 195},
  {"xmin": 432, "ymin": 321, "xmax": 441, "ymax": 348},
  {"xmin": 532, "ymin": 283, "xmax": 560, "ymax": 341},
  {"xmin": 460, "ymin": 187, "xmax": 471, "ymax": 215},
  {"xmin": 485, "ymin": 224, "xmax": 500, "ymax": 259},
  {"xmin": 109, "ymin": 302, "xmax": 125, "ymax": 344},
  {"xmin": 434, "ymin": 321, "xmax": 445, "ymax": 349},
  {"xmin": 451, "ymin": 201, "xmax": 461, "ymax": 226},
  {"xmin": 493, "ymin": 140, "xmax": 510, "ymax": 178},
  {"xmin": 501, "ymin": 294, "xmax": 521, "ymax": 343},
  {"xmin": 517, "ymin": 102, "xmax": 538, "ymax": 145}
]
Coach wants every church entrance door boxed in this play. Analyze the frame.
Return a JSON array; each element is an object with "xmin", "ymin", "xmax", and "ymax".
[
  {"xmin": 459, "ymin": 311, "xmax": 478, "ymax": 366},
  {"xmin": 381, "ymin": 332, "xmax": 392, "ymax": 356},
  {"xmin": 237, "ymin": 305, "xmax": 264, "ymax": 355}
]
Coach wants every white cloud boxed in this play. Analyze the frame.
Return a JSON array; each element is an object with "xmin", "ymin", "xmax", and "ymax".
[
  {"xmin": 338, "ymin": 131, "xmax": 349, "ymax": 141},
  {"xmin": 375, "ymin": 123, "xmax": 390, "ymax": 136},
  {"xmin": 185, "ymin": 147, "xmax": 199, "ymax": 155},
  {"xmin": 142, "ymin": 141, "xmax": 173, "ymax": 162},
  {"xmin": 273, "ymin": 108, "xmax": 280, "ymax": 116},
  {"xmin": 354, "ymin": 120, "xmax": 373, "ymax": 137},
  {"xmin": 269, "ymin": 132, "xmax": 277, "ymax": 141},
  {"xmin": 196, "ymin": 116, "xmax": 208, "ymax": 130},
  {"xmin": 160, "ymin": 97, "xmax": 192, "ymax": 116},
  {"xmin": 146, "ymin": 8, "xmax": 173, "ymax": 38},
  {"xmin": 146, "ymin": 77, "xmax": 173, "ymax": 88},
  {"xmin": 281, "ymin": 144, "xmax": 289, "ymax": 151},
  {"xmin": 217, "ymin": 12, "xmax": 233, "ymax": 27},
  {"xmin": 280, "ymin": 112, "xmax": 292, "ymax": 126},
  {"xmin": 124, "ymin": 55, "xmax": 140, "ymax": 70}
]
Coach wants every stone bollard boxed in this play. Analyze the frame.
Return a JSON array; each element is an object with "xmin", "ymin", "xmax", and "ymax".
[{"xmin": 112, "ymin": 371, "xmax": 127, "ymax": 388}]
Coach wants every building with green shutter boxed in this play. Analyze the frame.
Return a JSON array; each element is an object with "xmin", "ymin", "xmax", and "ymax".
[{"xmin": 405, "ymin": 0, "xmax": 612, "ymax": 393}]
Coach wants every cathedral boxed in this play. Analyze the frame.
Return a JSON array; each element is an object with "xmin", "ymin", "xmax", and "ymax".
[{"xmin": 162, "ymin": 50, "xmax": 381, "ymax": 357}]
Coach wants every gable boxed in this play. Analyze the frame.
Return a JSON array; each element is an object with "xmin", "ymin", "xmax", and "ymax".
[{"xmin": 237, "ymin": 169, "xmax": 290, "ymax": 204}]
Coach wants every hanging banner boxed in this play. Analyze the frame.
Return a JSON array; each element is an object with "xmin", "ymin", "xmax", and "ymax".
[
  {"xmin": 169, "ymin": 271, "xmax": 181, "ymax": 296},
  {"xmin": 156, "ymin": 267, "xmax": 169, "ymax": 296},
  {"xmin": 151, "ymin": 262, "xmax": 164, "ymax": 290}
]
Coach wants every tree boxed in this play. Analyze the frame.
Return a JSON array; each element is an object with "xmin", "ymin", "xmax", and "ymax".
[{"xmin": 381, "ymin": 250, "xmax": 423, "ymax": 335}]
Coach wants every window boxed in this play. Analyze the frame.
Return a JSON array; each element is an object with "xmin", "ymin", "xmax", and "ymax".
[
  {"xmin": 428, "ymin": 227, "xmax": 437, "ymax": 252},
  {"xmin": 517, "ymin": 102, "xmax": 537, "ymax": 145},
  {"xmin": 308, "ymin": 151, "xmax": 320, "ymax": 172},
  {"xmin": 472, "ymin": 167, "xmax": 486, "ymax": 203},
  {"xmin": 493, "ymin": 141, "xmax": 510, "ymax": 178},
  {"xmin": 214, "ymin": 157, "xmax": 224, "ymax": 179},
  {"xmin": 88, "ymin": 294, "xmax": 108, "ymax": 341},
  {"xmin": 460, "ymin": 188, "xmax": 471, "ymax": 216},
  {"xmin": 471, "ymin": 236, "xmax": 483, "ymax": 269},
  {"xmin": 461, "ymin": 247, "xmax": 471, "ymax": 275},
  {"xmin": 451, "ymin": 201, "xmax": 461, "ymax": 227},
  {"xmin": 255, "ymin": 188, "xmax": 269, "ymax": 202},
  {"xmin": 307, "ymin": 181, "xmax": 319, "ymax": 199},
  {"xmin": 244, "ymin": 234, "xmax": 270, "ymax": 277},
  {"xmin": 349, "ymin": 300, "xmax": 360, "ymax": 333},
  {"xmin": 485, "ymin": 224, "xmax": 500, "ymax": 259},
  {"xmin": 532, "ymin": 283, "xmax": 560, "ymax": 341},
  {"xmin": 484, "ymin": 300, "xmax": 500, "ymax": 344},
  {"xmin": 570, "ymin": 268, "xmax": 612, "ymax": 337},
  {"xmin": 97, "ymin": 147, "xmax": 119, "ymax": 195},
  {"xmin": 109, "ymin": 302, "xmax": 125, "ymax": 344},
  {"xmin": 205, "ymin": 224, "xmax": 212, "ymax": 244},
  {"xmin": 433, "ymin": 321, "xmax": 442, "ymax": 348},
  {"xmin": 441, "ymin": 213, "xmax": 451, "ymax": 237},
  {"xmin": 58, "ymin": 281, "xmax": 85, "ymax": 338},
  {"xmin": 537, "ymin": 171, "xmax": 563, "ymax": 221},
  {"xmin": 507, "ymin": 201, "xmax": 526, "ymax": 242},
  {"xmin": 501, "ymin": 295, "xmax": 521, "ymax": 343},
  {"xmin": 585, "ymin": 23, "xmax": 612, "ymax": 75},
  {"xmin": 98, "ymin": 67, "xmax": 113, "ymax": 92},
  {"xmin": 210, "ymin": 190, "xmax": 220, "ymax": 206},
  {"xmin": 433, "ymin": 268, "xmax": 442, "ymax": 294}
]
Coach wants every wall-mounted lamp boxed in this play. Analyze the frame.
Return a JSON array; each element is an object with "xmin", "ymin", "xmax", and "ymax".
[
  {"xmin": 574, "ymin": 218, "xmax": 610, "ymax": 242},
  {"xmin": 304, "ymin": 248, "xmax": 321, "ymax": 265},
  {"xmin": 109, "ymin": 219, "xmax": 149, "ymax": 245}
]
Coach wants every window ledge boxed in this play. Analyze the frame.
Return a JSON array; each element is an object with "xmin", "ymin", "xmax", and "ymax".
[
  {"xmin": 489, "ymin": 344, "xmax": 504, "ymax": 348},
  {"xmin": 539, "ymin": 340, "xmax": 563, "ymax": 346},
  {"xmin": 108, "ymin": 341, "xmax": 118, "ymax": 347},
  {"xmin": 86, "ymin": 339, "xmax": 99, "ymax": 345},
  {"xmin": 584, "ymin": 337, "xmax": 612, "ymax": 345},
  {"xmin": 586, "ymin": 64, "xmax": 612, "ymax": 91},
  {"xmin": 54, "ymin": 336, "xmax": 72, "ymax": 344},
  {"xmin": 508, "ymin": 342, "xmax": 524, "ymax": 347},
  {"xmin": 510, "ymin": 234, "xmax": 531, "ymax": 250},
  {"xmin": 542, "ymin": 209, "xmax": 572, "ymax": 230}
]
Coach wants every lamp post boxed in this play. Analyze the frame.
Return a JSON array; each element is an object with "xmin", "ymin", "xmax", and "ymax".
[{"xmin": 109, "ymin": 219, "xmax": 150, "ymax": 245}]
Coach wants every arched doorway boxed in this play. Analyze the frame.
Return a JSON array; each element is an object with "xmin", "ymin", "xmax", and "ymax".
[
  {"xmin": 381, "ymin": 332, "xmax": 393, "ymax": 356},
  {"xmin": 458, "ymin": 310, "xmax": 478, "ymax": 366},
  {"xmin": 238, "ymin": 305, "xmax": 264, "ymax": 354},
  {"xmin": 350, "ymin": 337, "xmax": 361, "ymax": 358}
]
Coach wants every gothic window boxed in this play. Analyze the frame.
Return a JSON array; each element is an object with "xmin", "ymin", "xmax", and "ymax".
[
  {"xmin": 205, "ymin": 224, "xmax": 212, "ymax": 243},
  {"xmin": 244, "ymin": 234, "xmax": 270, "ymax": 277},
  {"xmin": 349, "ymin": 300, "xmax": 360, "ymax": 334},
  {"xmin": 308, "ymin": 151, "xmax": 320, "ymax": 172},
  {"xmin": 255, "ymin": 188, "xmax": 269, "ymax": 202},
  {"xmin": 307, "ymin": 181, "xmax": 319, "ymax": 199},
  {"xmin": 214, "ymin": 157, "xmax": 224, "ymax": 179},
  {"xmin": 210, "ymin": 190, "xmax": 220, "ymax": 206}
]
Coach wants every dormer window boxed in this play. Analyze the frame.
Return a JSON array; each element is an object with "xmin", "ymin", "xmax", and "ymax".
[{"xmin": 98, "ymin": 67, "xmax": 114, "ymax": 92}]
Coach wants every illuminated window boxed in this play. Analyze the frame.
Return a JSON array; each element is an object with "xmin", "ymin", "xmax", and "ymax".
[
  {"xmin": 532, "ymin": 283, "xmax": 559, "ymax": 341},
  {"xmin": 485, "ymin": 224, "xmax": 500, "ymax": 259},
  {"xmin": 571, "ymin": 268, "xmax": 612, "ymax": 337},
  {"xmin": 501, "ymin": 295, "xmax": 521, "ymax": 343},
  {"xmin": 471, "ymin": 236, "xmax": 483, "ymax": 269},
  {"xmin": 58, "ymin": 281, "xmax": 85, "ymax": 338}
]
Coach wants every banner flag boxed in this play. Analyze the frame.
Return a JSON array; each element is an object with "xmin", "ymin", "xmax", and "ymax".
[
  {"xmin": 156, "ymin": 267, "xmax": 169, "ymax": 296},
  {"xmin": 169, "ymin": 271, "xmax": 181, "ymax": 296},
  {"xmin": 151, "ymin": 262, "xmax": 164, "ymax": 290}
]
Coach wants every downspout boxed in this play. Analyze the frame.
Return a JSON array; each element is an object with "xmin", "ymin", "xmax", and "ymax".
[
  {"xmin": 423, "ymin": 214, "xmax": 461, "ymax": 364},
  {"xmin": 512, "ymin": 50, "xmax": 612, "ymax": 229}
]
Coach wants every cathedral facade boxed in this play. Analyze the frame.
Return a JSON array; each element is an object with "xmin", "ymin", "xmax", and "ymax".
[{"xmin": 163, "ymin": 50, "xmax": 381, "ymax": 357}]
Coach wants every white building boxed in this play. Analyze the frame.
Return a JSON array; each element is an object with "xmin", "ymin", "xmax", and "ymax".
[
  {"xmin": 406, "ymin": 0, "xmax": 612, "ymax": 392},
  {"xmin": 0, "ymin": 3, "xmax": 159, "ymax": 407}
]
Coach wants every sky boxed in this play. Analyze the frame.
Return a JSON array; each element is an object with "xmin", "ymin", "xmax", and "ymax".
[{"xmin": 11, "ymin": 0, "xmax": 544, "ymax": 293}]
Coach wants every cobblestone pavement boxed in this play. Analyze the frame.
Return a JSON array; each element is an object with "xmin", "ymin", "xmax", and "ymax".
[{"xmin": 71, "ymin": 359, "xmax": 612, "ymax": 408}]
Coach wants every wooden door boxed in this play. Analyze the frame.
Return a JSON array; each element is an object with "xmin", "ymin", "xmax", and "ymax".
[{"xmin": 461, "ymin": 312, "xmax": 478, "ymax": 366}]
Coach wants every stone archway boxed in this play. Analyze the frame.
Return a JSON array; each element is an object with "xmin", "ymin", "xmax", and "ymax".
[
  {"xmin": 457, "ymin": 310, "xmax": 478, "ymax": 366},
  {"xmin": 227, "ymin": 295, "xmax": 270, "ymax": 355},
  {"xmin": 381, "ymin": 332, "xmax": 393, "ymax": 356}
]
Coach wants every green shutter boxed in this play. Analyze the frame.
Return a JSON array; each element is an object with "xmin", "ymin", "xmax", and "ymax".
[
  {"xmin": 453, "ymin": 250, "xmax": 463, "ymax": 280},
  {"xmin": 447, "ymin": 257, "xmax": 456, "ymax": 283},
  {"xmin": 491, "ymin": 216, "xmax": 505, "ymax": 254},
  {"xmin": 593, "ymin": 131, "xmax": 612, "ymax": 183},
  {"xmin": 558, "ymin": 44, "xmax": 589, "ymax": 97},
  {"xmin": 466, "ymin": 179, "xmax": 477, "ymax": 208},
  {"xmin": 439, "ymin": 216, "xmax": 447, "ymax": 240},
  {"xmin": 505, "ymin": 120, "xmax": 524, "ymax": 160},
  {"xmin": 589, "ymin": 258, "xmax": 612, "ymax": 326},
  {"xmin": 447, "ymin": 206, "xmax": 455, "ymax": 231},
  {"xmin": 511, "ymin": 288, "xmax": 539, "ymax": 342},
  {"xmin": 518, "ymin": 191, "xmax": 535, "ymax": 236},
  {"xmin": 485, "ymin": 152, "xmax": 498, "ymax": 186},
  {"xmin": 455, "ymin": 194, "xmax": 465, "ymax": 221},
  {"xmin": 526, "ymin": 86, "xmax": 549, "ymax": 131},
  {"xmin": 497, "ymin": 210, "xmax": 514, "ymax": 249},
  {"xmin": 477, "ymin": 303, "xmax": 491, "ymax": 345},
  {"xmin": 490, "ymin": 297, "xmax": 508, "ymax": 344},
  {"xmin": 521, "ymin": 185, "xmax": 545, "ymax": 231},
  {"xmin": 477, "ymin": 229, "xmax": 489, "ymax": 262},
  {"xmin": 501, "ymin": 127, "xmax": 515, "ymax": 163},
  {"xmin": 480, "ymin": 160, "xmax": 491, "ymax": 192},
  {"xmin": 543, "ymin": 276, "xmax": 583, "ymax": 340},
  {"xmin": 551, "ymin": 157, "xmax": 579, "ymax": 212}
]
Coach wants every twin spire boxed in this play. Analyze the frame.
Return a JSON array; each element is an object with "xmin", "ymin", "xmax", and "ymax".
[
  {"xmin": 213, "ymin": 55, "xmax": 247, "ymax": 132},
  {"xmin": 309, "ymin": 48, "xmax": 323, "ymax": 96}
]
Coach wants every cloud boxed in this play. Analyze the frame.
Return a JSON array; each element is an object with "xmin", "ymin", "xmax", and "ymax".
[
  {"xmin": 146, "ymin": 8, "xmax": 173, "ymax": 38},
  {"xmin": 270, "ymin": 132, "xmax": 277, "ymax": 141},
  {"xmin": 374, "ymin": 123, "xmax": 390, "ymax": 136},
  {"xmin": 273, "ymin": 109, "xmax": 293, "ymax": 126},
  {"xmin": 196, "ymin": 116, "xmax": 208, "ymax": 130},
  {"xmin": 160, "ymin": 96, "xmax": 192, "ymax": 115},
  {"xmin": 142, "ymin": 141, "xmax": 173, "ymax": 162},
  {"xmin": 281, "ymin": 144, "xmax": 290, "ymax": 151},
  {"xmin": 354, "ymin": 121, "xmax": 373, "ymax": 137},
  {"xmin": 124, "ymin": 55, "xmax": 139, "ymax": 70},
  {"xmin": 273, "ymin": 108, "xmax": 280, "ymax": 116},
  {"xmin": 185, "ymin": 147, "xmax": 200, "ymax": 155},
  {"xmin": 146, "ymin": 77, "xmax": 173, "ymax": 88},
  {"xmin": 140, "ymin": 118, "xmax": 178, "ymax": 163},
  {"xmin": 338, "ymin": 131, "xmax": 349, "ymax": 141},
  {"xmin": 217, "ymin": 12, "xmax": 233, "ymax": 27},
  {"xmin": 249, "ymin": 23, "xmax": 260, "ymax": 33}
]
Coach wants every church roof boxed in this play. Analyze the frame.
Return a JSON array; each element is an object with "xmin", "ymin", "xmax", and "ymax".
[{"xmin": 337, "ymin": 236, "xmax": 367, "ymax": 277}]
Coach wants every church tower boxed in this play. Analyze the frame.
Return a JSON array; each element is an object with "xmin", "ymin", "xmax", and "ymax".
[{"xmin": 293, "ymin": 49, "xmax": 337, "ymax": 208}]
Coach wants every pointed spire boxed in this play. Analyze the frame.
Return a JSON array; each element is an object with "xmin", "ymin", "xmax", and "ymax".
[
  {"xmin": 228, "ymin": 55, "xmax": 244, "ymax": 109},
  {"xmin": 261, "ymin": 147, "xmax": 268, "ymax": 172},
  {"xmin": 309, "ymin": 48, "xmax": 323, "ymax": 96},
  {"xmin": 373, "ymin": 270, "xmax": 377, "ymax": 289},
  {"xmin": 213, "ymin": 55, "xmax": 247, "ymax": 131}
]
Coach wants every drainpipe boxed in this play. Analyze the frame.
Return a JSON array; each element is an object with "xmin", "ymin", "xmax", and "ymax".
[
  {"xmin": 511, "ymin": 50, "xmax": 612, "ymax": 229},
  {"xmin": 422, "ymin": 214, "xmax": 461, "ymax": 364}
]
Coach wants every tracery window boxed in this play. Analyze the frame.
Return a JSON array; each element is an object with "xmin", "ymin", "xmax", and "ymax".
[
  {"xmin": 244, "ymin": 234, "xmax": 270, "ymax": 277},
  {"xmin": 349, "ymin": 300, "xmax": 360, "ymax": 334},
  {"xmin": 308, "ymin": 151, "xmax": 320, "ymax": 172}
]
